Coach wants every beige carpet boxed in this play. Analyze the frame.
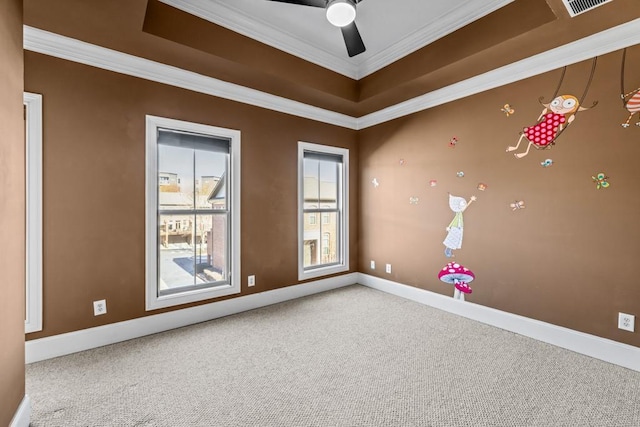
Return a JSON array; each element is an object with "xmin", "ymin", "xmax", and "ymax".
[{"xmin": 27, "ymin": 285, "xmax": 640, "ymax": 426}]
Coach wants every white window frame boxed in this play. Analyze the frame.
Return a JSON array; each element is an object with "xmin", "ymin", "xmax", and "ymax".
[
  {"xmin": 24, "ymin": 92, "xmax": 43, "ymax": 333},
  {"xmin": 298, "ymin": 141, "xmax": 349, "ymax": 281},
  {"xmin": 146, "ymin": 116, "xmax": 241, "ymax": 310}
]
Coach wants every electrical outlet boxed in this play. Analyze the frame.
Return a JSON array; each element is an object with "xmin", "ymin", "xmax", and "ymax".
[
  {"xmin": 370, "ymin": 260, "xmax": 375, "ymax": 269},
  {"xmin": 385, "ymin": 263, "xmax": 392, "ymax": 274},
  {"xmin": 93, "ymin": 299, "xmax": 107, "ymax": 316},
  {"xmin": 618, "ymin": 312, "xmax": 635, "ymax": 332},
  {"xmin": 248, "ymin": 275, "xmax": 255, "ymax": 287}
]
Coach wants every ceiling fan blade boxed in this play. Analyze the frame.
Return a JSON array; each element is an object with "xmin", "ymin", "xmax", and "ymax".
[
  {"xmin": 340, "ymin": 21, "xmax": 366, "ymax": 57},
  {"xmin": 266, "ymin": 0, "xmax": 326, "ymax": 7}
]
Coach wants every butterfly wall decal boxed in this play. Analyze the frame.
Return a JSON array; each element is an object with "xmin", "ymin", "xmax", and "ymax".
[
  {"xmin": 372, "ymin": 178, "xmax": 379, "ymax": 188},
  {"xmin": 510, "ymin": 200, "xmax": 525, "ymax": 211},
  {"xmin": 501, "ymin": 104, "xmax": 515, "ymax": 117},
  {"xmin": 409, "ymin": 197, "xmax": 419, "ymax": 205},
  {"xmin": 541, "ymin": 158, "xmax": 553, "ymax": 167},
  {"xmin": 592, "ymin": 172, "xmax": 610, "ymax": 189},
  {"xmin": 449, "ymin": 136, "xmax": 459, "ymax": 147}
]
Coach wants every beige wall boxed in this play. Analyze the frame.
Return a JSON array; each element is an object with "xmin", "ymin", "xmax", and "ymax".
[
  {"xmin": 0, "ymin": 0, "xmax": 26, "ymax": 424},
  {"xmin": 359, "ymin": 47, "xmax": 640, "ymax": 347},
  {"xmin": 24, "ymin": 51, "xmax": 358, "ymax": 339}
]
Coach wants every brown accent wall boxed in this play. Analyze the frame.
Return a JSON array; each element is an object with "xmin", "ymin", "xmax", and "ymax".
[
  {"xmin": 24, "ymin": 51, "xmax": 358, "ymax": 339},
  {"xmin": 359, "ymin": 46, "xmax": 640, "ymax": 347},
  {"xmin": 0, "ymin": 0, "xmax": 26, "ymax": 424}
]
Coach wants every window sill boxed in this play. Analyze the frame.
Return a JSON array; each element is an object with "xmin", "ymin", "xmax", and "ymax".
[
  {"xmin": 298, "ymin": 263, "xmax": 349, "ymax": 282},
  {"xmin": 146, "ymin": 283, "xmax": 240, "ymax": 311}
]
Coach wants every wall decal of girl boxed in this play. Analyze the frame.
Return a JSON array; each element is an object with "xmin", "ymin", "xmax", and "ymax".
[
  {"xmin": 506, "ymin": 95, "xmax": 590, "ymax": 158},
  {"xmin": 506, "ymin": 58, "xmax": 598, "ymax": 158},
  {"xmin": 443, "ymin": 194, "xmax": 476, "ymax": 257},
  {"xmin": 620, "ymin": 48, "xmax": 640, "ymax": 128}
]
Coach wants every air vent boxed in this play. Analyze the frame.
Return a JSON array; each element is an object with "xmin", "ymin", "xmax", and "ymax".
[{"xmin": 562, "ymin": 0, "xmax": 612, "ymax": 17}]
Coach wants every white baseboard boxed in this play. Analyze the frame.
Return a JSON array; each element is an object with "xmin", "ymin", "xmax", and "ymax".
[
  {"xmin": 9, "ymin": 395, "xmax": 31, "ymax": 427},
  {"xmin": 26, "ymin": 273, "xmax": 357, "ymax": 363},
  {"xmin": 358, "ymin": 273, "xmax": 640, "ymax": 372}
]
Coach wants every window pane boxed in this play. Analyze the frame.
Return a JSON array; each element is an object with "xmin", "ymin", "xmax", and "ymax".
[
  {"xmin": 320, "ymin": 212, "xmax": 339, "ymax": 265},
  {"xmin": 303, "ymin": 211, "xmax": 339, "ymax": 268},
  {"xmin": 303, "ymin": 158, "xmax": 320, "ymax": 209},
  {"xmin": 319, "ymin": 161, "xmax": 338, "ymax": 209},
  {"xmin": 303, "ymin": 212, "xmax": 320, "ymax": 268},
  {"xmin": 199, "ymin": 213, "xmax": 228, "ymax": 283},
  {"xmin": 159, "ymin": 214, "xmax": 196, "ymax": 290},
  {"xmin": 158, "ymin": 145, "xmax": 194, "ymax": 211},
  {"xmin": 195, "ymin": 149, "xmax": 227, "ymax": 210}
]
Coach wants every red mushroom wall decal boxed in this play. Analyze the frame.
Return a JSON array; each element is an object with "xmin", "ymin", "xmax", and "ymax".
[{"xmin": 438, "ymin": 262, "xmax": 475, "ymax": 301}]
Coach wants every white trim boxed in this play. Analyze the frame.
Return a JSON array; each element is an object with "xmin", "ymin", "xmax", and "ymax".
[
  {"xmin": 9, "ymin": 395, "xmax": 31, "ymax": 427},
  {"xmin": 24, "ymin": 93, "xmax": 43, "ymax": 334},
  {"xmin": 145, "ymin": 115, "xmax": 241, "ymax": 310},
  {"xmin": 23, "ymin": 19, "xmax": 640, "ymax": 130},
  {"xmin": 358, "ymin": 273, "xmax": 640, "ymax": 372},
  {"xmin": 26, "ymin": 273, "xmax": 358, "ymax": 363},
  {"xmin": 23, "ymin": 26, "xmax": 357, "ymax": 130},
  {"xmin": 358, "ymin": 17, "xmax": 640, "ymax": 129},
  {"xmin": 298, "ymin": 142, "xmax": 350, "ymax": 281}
]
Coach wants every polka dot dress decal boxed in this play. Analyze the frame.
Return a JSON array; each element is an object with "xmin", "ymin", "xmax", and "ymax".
[{"xmin": 506, "ymin": 58, "xmax": 598, "ymax": 158}]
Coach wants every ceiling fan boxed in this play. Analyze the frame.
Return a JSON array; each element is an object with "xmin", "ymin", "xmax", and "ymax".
[{"xmin": 265, "ymin": 0, "xmax": 366, "ymax": 57}]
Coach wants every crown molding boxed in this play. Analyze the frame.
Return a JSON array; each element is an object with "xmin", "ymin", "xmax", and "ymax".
[
  {"xmin": 24, "ymin": 19, "xmax": 640, "ymax": 130},
  {"xmin": 357, "ymin": 17, "xmax": 640, "ymax": 129},
  {"xmin": 23, "ymin": 26, "xmax": 358, "ymax": 130},
  {"xmin": 356, "ymin": 0, "xmax": 513, "ymax": 79},
  {"xmin": 160, "ymin": 0, "xmax": 360, "ymax": 79}
]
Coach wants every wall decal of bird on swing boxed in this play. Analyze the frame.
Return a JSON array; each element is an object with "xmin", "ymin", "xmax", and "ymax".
[
  {"xmin": 620, "ymin": 48, "xmax": 640, "ymax": 128},
  {"xmin": 506, "ymin": 58, "xmax": 599, "ymax": 159}
]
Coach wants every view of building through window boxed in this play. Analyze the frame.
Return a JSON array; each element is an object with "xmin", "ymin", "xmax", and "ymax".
[
  {"xmin": 157, "ymin": 129, "xmax": 229, "ymax": 293},
  {"xmin": 302, "ymin": 154, "xmax": 341, "ymax": 269}
]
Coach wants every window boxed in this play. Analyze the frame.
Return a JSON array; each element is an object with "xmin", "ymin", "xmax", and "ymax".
[
  {"xmin": 25, "ymin": 92, "xmax": 43, "ymax": 333},
  {"xmin": 146, "ymin": 116, "xmax": 240, "ymax": 310},
  {"xmin": 298, "ymin": 142, "xmax": 349, "ymax": 280}
]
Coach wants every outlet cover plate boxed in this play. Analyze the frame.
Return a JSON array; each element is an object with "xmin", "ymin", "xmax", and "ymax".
[
  {"xmin": 370, "ymin": 260, "xmax": 375, "ymax": 269},
  {"xmin": 618, "ymin": 312, "xmax": 635, "ymax": 332},
  {"xmin": 248, "ymin": 275, "xmax": 255, "ymax": 287},
  {"xmin": 93, "ymin": 299, "xmax": 107, "ymax": 316},
  {"xmin": 385, "ymin": 264, "xmax": 392, "ymax": 274}
]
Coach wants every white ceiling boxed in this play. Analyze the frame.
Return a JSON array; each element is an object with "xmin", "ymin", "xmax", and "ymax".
[{"xmin": 160, "ymin": 0, "xmax": 514, "ymax": 79}]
